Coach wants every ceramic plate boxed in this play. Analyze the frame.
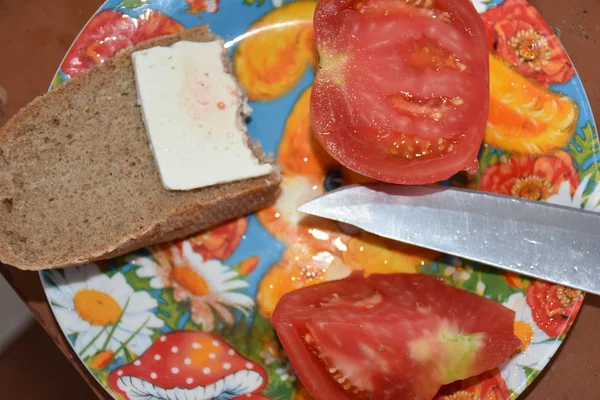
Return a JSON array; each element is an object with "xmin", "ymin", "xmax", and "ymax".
[{"xmin": 40, "ymin": 0, "xmax": 598, "ymax": 399}]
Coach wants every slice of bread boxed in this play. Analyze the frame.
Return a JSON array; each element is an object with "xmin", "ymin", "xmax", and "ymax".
[{"xmin": 0, "ymin": 25, "xmax": 281, "ymax": 271}]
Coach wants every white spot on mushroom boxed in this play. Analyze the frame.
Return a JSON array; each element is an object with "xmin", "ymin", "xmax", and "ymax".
[
  {"xmin": 171, "ymin": 346, "xmax": 179, "ymax": 353},
  {"xmin": 117, "ymin": 370, "xmax": 123, "ymax": 376},
  {"xmin": 246, "ymin": 362, "xmax": 253, "ymax": 370},
  {"xmin": 209, "ymin": 353, "xmax": 216, "ymax": 359},
  {"xmin": 186, "ymin": 377, "xmax": 194, "ymax": 385},
  {"xmin": 184, "ymin": 358, "xmax": 192, "ymax": 365},
  {"xmin": 223, "ymin": 362, "xmax": 231, "ymax": 370},
  {"xmin": 203, "ymin": 367, "xmax": 211, "ymax": 374},
  {"xmin": 133, "ymin": 360, "xmax": 142, "ymax": 366},
  {"xmin": 228, "ymin": 349, "xmax": 235, "ymax": 356},
  {"xmin": 212, "ymin": 340, "xmax": 220, "ymax": 347},
  {"xmin": 192, "ymin": 342, "xmax": 202, "ymax": 349},
  {"xmin": 160, "ymin": 336, "xmax": 166, "ymax": 342},
  {"xmin": 171, "ymin": 367, "xmax": 179, "ymax": 374},
  {"xmin": 150, "ymin": 372, "xmax": 158, "ymax": 379},
  {"xmin": 154, "ymin": 354, "xmax": 161, "ymax": 361}
]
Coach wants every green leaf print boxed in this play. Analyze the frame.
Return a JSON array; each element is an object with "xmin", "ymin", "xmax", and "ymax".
[
  {"xmin": 157, "ymin": 289, "xmax": 189, "ymax": 331},
  {"xmin": 523, "ymin": 365, "xmax": 541, "ymax": 386},
  {"xmin": 119, "ymin": 0, "xmax": 147, "ymax": 9},
  {"xmin": 51, "ymin": 73, "xmax": 65, "ymax": 89},
  {"xmin": 219, "ymin": 314, "xmax": 297, "ymax": 398},
  {"xmin": 423, "ymin": 259, "xmax": 521, "ymax": 303},
  {"xmin": 478, "ymin": 145, "xmax": 502, "ymax": 174},
  {"xmin": 477, "ymin": 264, "xmax": 522, "ymax": 303},
  {"xmin": 243, "ymin": 0, "xmax": 267, "ymax": 6},
  {"xmin": 567, "ymin": 122, "xmax": 600, "ymax": 183}
]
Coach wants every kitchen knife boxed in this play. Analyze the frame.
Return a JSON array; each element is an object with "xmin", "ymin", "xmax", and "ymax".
[{"xmin": 298, "ymin": 182, "xmax": 600, "ymax": 295}]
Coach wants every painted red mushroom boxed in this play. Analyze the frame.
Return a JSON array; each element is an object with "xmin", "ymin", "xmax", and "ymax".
[{"xmin": 108, "ymin": 331, "xmax": 268, "ymax": 399}]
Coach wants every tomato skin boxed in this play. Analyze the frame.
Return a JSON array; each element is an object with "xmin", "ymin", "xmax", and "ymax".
[
  {"xmin": 310, "ymin": 0, "xmax": 489, "ymax": 184},
  {"xmin": 272, "ymin": 272, "xmax": 521, "ymax": 400}
]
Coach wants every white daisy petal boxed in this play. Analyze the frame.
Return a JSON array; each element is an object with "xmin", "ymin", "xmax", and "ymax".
[
  {"xmin": 216, "ymin": 279, "xmax": 250, "ymax": 292},
  {"xmin": 63, "ymin": 267, "xmax": 89, "ymax": 293},
  {"xmin": 129, "ymin": 256, "xmax": 160, "ymax": 277},
  {"xmin": 585, "ymin": 179, "xmax": 600, "ymax": 211},
  {"xmin": 501, "ymin": 362, "xmax": 528, "ymax": 393},
  {"xmin": 514, "ymin": 341, "xmax": 558, "ymax": 367},
  {"xmin": 126, "ymin": 291, "xmax": 158, "ymax": 313},
  {"xmin": 45, "ymin": 285, "xmax": 75, "ymax": 309},
  {"xmin": 117, "ymin": 314, "xmax": 156, "ymax": 332},
  {"xmin": 221, "ymin": 292, "xmax": 254, "ymax": 309},
  {"xmin": 124, "ymin": 332, "xmax": 155, "ymax": 356},
  {"xmin": 548, "ymin": 174, "xmax": 600, "ymax": 212},
  {"xmin": 53, "ymin": 308, "xmax": 91, "ymax": 334},
  {"xmin": 107, "ymin": 273, "xmax": 134, "ymax": 304},
  {"xmin": 214, "ymin": 270, "xmax": 240, "ymax": 282},
  {"xmin": 74, "ymin": 327, "xmax": 106, "ymax": 358},
  {"xmin": 149, "ymin": 276, "xmax": 164, "ymax": 289},
  {"xmin": 43, "ymin": 269, "xmax": 69, "ymax": 289},
  {"xmin": 182, "ymin": 241, "xmax": 205, "ymax": 264},
  {"xmin": 81, "ymin": 264, "xmax": 106, "ymax": 287},
  {"xmin": 572, "ymin": 175, "xmax": 590, "ymax": 206},
  {"xmin": 45, "ymin": 262, "xmax": 163, "ymax": 359},
  {"xmin": 547, "ymin": 179, "xmax": 575, "ymax": 207}
]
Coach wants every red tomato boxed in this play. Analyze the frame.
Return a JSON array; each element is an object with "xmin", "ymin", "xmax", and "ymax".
[
  {"xmin": 272, "ymin": 272, "xmax": 521, "ymax": 400},
  {"xmin": 310, "ymin": 0, "xmax": 489, "ymax": 184}
]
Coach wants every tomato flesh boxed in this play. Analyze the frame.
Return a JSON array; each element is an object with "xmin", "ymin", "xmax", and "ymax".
[
  {"xmin": 272, "ymin": 272, "xmax": 521, "ymax": 400},
  {"xmin": 310, "ymin": 0, "xmax": 489, "ymax": 184}
]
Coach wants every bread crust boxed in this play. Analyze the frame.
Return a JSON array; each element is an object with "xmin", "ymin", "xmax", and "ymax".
[{"xmin": 0, "ymin": 25, "xmax": 281, "ymax": 271}]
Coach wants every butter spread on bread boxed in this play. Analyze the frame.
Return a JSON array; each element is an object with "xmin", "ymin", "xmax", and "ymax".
[
  {"xmin": 132, "ymin": 41, "xmax": 273, "ymax": 191},
  {"xmin": 0, "ymin": 25, "xmax": 280, "ymax": 271}
]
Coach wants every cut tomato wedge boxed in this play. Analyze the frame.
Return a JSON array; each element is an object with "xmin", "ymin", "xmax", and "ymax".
[
  {"xmin": 272, "ymin": 272, "xmax": 521, "ymax": 400},
  {"xmin": 310, "ymin": 0, "xmax": 489, "ymax": 184}
]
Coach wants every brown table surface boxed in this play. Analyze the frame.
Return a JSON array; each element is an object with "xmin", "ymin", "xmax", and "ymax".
[{"xmin": 1, "ymin": 0, "xmax": 600, "ymax": 399}]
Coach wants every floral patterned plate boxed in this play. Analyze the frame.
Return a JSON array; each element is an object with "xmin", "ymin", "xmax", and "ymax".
[{"xmin": 40, "ymin": 0, "xmax": 598, "ymax": 399}]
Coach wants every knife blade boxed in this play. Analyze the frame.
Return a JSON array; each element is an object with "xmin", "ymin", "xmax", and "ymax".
[{"xmin": 298, "ymin": 182, "xmax": 600, "ymax": 295}]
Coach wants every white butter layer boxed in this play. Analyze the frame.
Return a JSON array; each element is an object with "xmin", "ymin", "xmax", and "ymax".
[{"xmin": 132, "ymin": 40, "xmax": 273, "ymax": 191}]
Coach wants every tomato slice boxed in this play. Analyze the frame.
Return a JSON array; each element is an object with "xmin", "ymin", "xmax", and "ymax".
[
  {"xmin": 310, "ymin": 0, "xmax": 489, "ymax": 184},
  {"xmin": 272, "ymin": 272, "xmax": 521, "ymax": 400}
]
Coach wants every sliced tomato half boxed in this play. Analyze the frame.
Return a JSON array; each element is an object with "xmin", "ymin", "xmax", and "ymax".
[
  {"xmin": 272, "ymin": 272, "xmax": 521, "ymax": 400},
  {"xmin": 310, "ymin": 0, "xmax": 489, "ymax": 184}
]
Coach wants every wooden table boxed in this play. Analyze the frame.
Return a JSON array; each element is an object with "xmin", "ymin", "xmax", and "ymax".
[{"xmin": 1, "ymin": 0, "xmax": 600, "ymax": 398}]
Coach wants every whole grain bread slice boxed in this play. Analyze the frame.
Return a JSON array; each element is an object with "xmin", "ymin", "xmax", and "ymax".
[{"xmin": 0, "ymin": 25, "xmax": 281, "ymax": 271}]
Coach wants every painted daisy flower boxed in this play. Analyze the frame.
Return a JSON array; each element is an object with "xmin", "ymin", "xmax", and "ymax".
[
  {"xmin": 443, "ymin": 259, "xmax": 473, "ymax": 283},
  {"xmin": 476, "ymin": 280, "xmax": 486, "ymax": 296},
  {"xmin": 499, "ymin": 293, "xmax": 558, "ymax": 394},
  {"xmin": 43, "ymin": 264, "xmax": 164, "ymax": 359},
  {"xmin": 130, "ymin": 241, "xmax": 254, "ymax": 331},
  {"xmin": 547, "ymin": 174, "xmax": 600, "ymax": 211},
  {"xmin": 275, "ymin": 364, "xmax": 297, "ymax": 382}
]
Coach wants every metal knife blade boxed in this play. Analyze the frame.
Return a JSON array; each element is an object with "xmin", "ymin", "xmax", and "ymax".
[{"xmin": 298, "ymin": 182, "xmax": 600, "ymax": 295}]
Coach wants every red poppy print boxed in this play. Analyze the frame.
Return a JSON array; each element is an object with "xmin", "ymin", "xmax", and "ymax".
[
  {"xmin": 185, "ymin": 217, "xmax": 248, "ymax": 261},
  {"xmin": 186, "ymin": 0, "xmax": 219, "ymax": 14},
  {"xmin": 436, "ymin": 368, "xmax": 510, "ymax": 400},
  {"xmin": 480, "ymin": 150, "xmax": 578, "ymax": 201},
  {"xmin": 526, "ymin": 281, "xmax": 584, "ymax": 337},
  {"xmin": 482, "ymin": 0, "xmax": 575, "ymax": 85},
  {"xmin": 61, "ymin": 9, "xmax": 184, "ymax": 77}
]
